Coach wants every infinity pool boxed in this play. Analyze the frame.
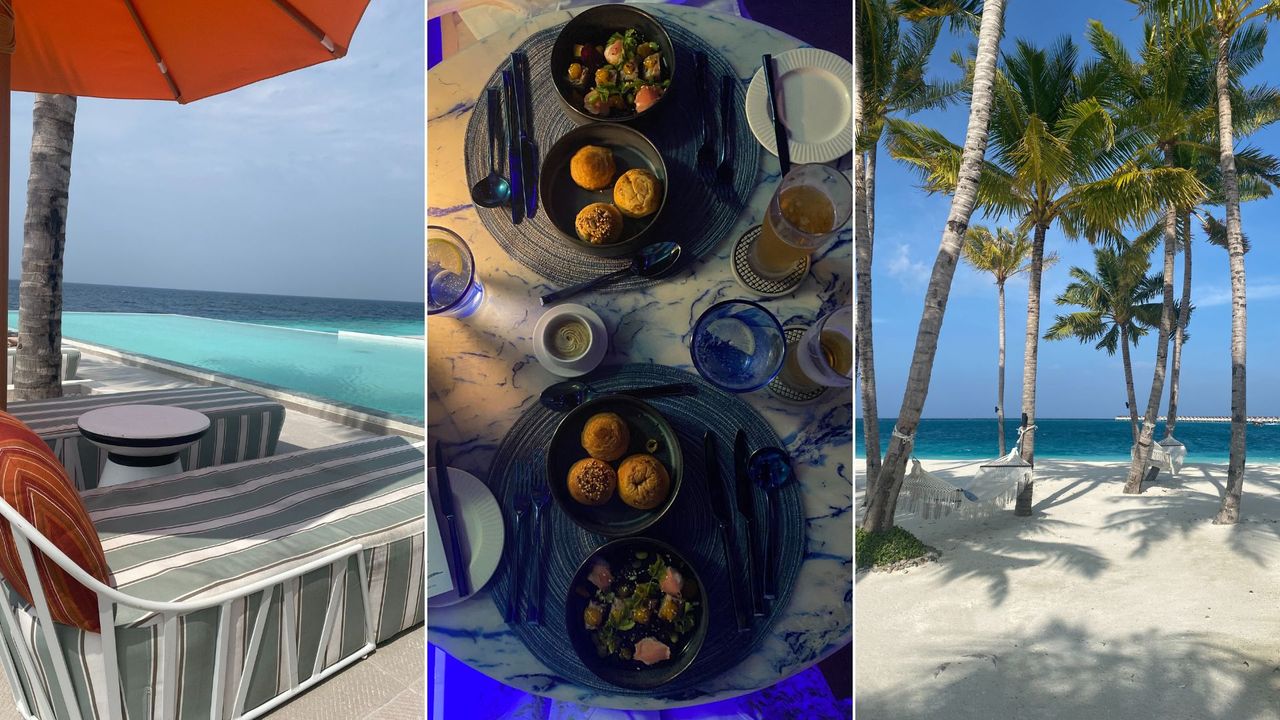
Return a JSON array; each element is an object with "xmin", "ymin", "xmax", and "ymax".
[{"xmin": 11, "ymin": 312, "xmax": 424, "ymax": 422}]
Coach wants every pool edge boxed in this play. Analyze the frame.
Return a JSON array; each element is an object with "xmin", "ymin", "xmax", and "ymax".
[{"xmin": 62, "ymin": 338, "xmax": 426, "ymax": 440}]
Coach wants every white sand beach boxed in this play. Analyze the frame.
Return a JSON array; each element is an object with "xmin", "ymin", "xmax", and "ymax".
[{"xmin": 856, "ymin": 458, "xmax": 1280, "ymax": 720}]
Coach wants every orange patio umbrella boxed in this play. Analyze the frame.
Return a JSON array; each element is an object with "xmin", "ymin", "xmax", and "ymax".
[{"xmin": 0, "ymin": 0, "xmax": 370, "ymax": 405}]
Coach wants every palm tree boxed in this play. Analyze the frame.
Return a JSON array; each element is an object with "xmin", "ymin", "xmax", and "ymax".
[
  {"xmin": 888, "ymin": 36, "xmax": 1204, "ymax": 514},
  {"xmin": 962, "ymin": 225, "xmax": 1058, "ymax": 455},
  {"xmin": 1045, "ymin": 240, "xmax": 1164, "ymax": 444},
  {"xmin": 1089, "ymin": 17, "xmax": 1217, "ymax": 492},
  {"xmin": 14, "ymin": 94, "xmax": 77, "ymax": 401},
  {"xmin": 1140, "ymin": 0, "xmax": 1280, "ymax": 523},
  {"xmin": 860, "ymin": 0, "xmax": 1006, "ymax": 534},
  {"xmin": 856, "ymin": 0, "xmax": 963, "ymax": 495}
]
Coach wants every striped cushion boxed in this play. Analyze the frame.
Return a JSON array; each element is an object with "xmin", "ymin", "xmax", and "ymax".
[
  {"xmin": 0, "ymin": 412, "xmax": 110, "ymax": 632},
  {"xmin": 10, "ymin": 387, "xmax": 286, "ymax": 491}
]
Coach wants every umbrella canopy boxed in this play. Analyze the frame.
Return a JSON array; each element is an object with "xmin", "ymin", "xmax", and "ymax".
[
  {"xmin": 13, "ymin": 0, "xmax": 367, "ymax": 103},
  {"xmin": 0, "ymin": 0, "xmax": 369, "ymax": 407}
]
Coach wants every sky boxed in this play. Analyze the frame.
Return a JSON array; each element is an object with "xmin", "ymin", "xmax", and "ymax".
[
  {"xmin": 2, "ymin": 1, "xmax": 424, "ymax": 303},
  {"xmin": 869, "ymin": 0, "xmax": 1280, "ymax": 419}
]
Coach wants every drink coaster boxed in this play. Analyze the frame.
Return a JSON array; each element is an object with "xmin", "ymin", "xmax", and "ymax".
[
  {"xmin": 769, "ymin": 325, "xmax": 828, "ymax": 403},
  {"xmin": 731, "ymin": 225, "xmax": 808, "ymax": 297}
]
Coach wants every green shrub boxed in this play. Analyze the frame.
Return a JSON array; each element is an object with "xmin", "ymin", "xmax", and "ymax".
[{"xmin": 855, "ymin": 526, "xmax": 928, "ymax": 569}]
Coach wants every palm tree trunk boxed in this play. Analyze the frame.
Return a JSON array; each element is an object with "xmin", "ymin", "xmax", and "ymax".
[
  {"xmin": 997, "ymin": 279, "xmax": 1007, "ymax": 456},
  {"xmin": 15, "ymin": 94, "xmax": 76, "ymax": 402},
  {"xmin": 1124, "ymin": 146, "xmax": 1178, "ymax": 494},
  {"xmin": 1167, "ymin": 210, "xmax": 1191, "ymax": 438},
  {"xmin": 1121, "ymin": 323, "xmax": 1139, "ymax": 444},
  {"xmin": 1013, "ymin": 222, "xmax": 1047, "ymax": 516},
  {"xmin": 861, "ymin": 0, "xmax": 1005, "ymax": 534},
  {"xmin": 856, "ymin": 146, "xmax": 882, "ymax": 494},
  {"xmin": 1214, "ymin": 30, "xmax": 1247, "ymax": 524}
]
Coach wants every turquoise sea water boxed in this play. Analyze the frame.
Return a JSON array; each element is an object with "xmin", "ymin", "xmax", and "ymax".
[
  {"xmin": 13, "ymin": 311, "xmax": 424, "ymax": 423},
  {"xmin": 856, "ymin": 418, "xmax": 1280, "ymax": 463}
]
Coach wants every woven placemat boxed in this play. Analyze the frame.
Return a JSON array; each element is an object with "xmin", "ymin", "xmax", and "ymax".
[
  {"xmin": 487, "ymin": 363, "xmax": 804, "ymax": 698},
  {"xmin": 464, "ymin": 22, "xmax": 760, "ymax": 289}
]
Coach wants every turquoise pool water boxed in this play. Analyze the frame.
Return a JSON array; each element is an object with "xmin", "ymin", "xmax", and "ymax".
[{"xmin": 14, "ymin": 312, "xmax": 424, "ymax": 422}]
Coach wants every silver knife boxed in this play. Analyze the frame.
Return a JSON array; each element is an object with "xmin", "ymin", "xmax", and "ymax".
[
  {"xmin": 501, "ymin": 69, "xmax": 524, "ymax": 225},
  {"xmin": 511, "ymin": 52, "xmax": 538, "ymax": 219},
  {"xmin": 735, "ymin": 430, "xmax": 764, "ymax": 616},
  {"xmin": 434, "ymin": 441, "xmax": 470, "ymax": 597}
]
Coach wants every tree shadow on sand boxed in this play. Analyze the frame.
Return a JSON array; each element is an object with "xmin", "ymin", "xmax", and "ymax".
[
  {"xmin": 1101, "ymin": 464, "xmax": 1280, "ymax": 565},
  {"xmin": 857, "ymin": 618, "xmax": 1280, "ymax": 720}
]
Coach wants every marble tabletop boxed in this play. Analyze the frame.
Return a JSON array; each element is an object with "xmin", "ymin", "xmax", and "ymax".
[{"xmin": 426, "ymin": 3, "xmax": 852, "ymax": 710}]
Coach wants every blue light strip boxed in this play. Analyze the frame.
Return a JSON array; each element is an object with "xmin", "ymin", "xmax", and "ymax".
[{"xmin": 426, "ymin": 642, "xmax": 851, "ymax": 719}]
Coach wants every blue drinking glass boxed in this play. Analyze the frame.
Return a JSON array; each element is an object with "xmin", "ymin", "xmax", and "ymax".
[
  {"xmin": 428, "ymin": 225, "xmax": 485, "ymax": 318},
  {"xmin": 690, "ymin": 300, "xmax": 786, "ymax": 393}
]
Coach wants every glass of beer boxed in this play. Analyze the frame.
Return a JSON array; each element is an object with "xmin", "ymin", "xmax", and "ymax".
[
  {"xmin": 751, "ymin": 164, "xmax": 853, "ymax": 279},
  {"xmin": 778, "ymin": 305, "xmax": 853, "ymax": 389}
]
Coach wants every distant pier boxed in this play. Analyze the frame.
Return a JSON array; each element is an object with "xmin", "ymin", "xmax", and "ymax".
[{"xmin": 1113, "ymin": 416, "xmax": 1280, "ymax": 424}]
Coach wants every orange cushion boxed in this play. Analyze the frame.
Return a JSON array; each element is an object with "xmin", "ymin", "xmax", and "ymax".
[{"xmin": 0, "ymin": 412, "xmax": 110, "ymax": 631}]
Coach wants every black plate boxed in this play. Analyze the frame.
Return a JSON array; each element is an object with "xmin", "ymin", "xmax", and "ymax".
[
  {"xmin": 565, "ymin": 537, "xmax": 709, "ymax": 690},
  {"xmin": 547, "ymin": 394, "xmax": 683, "ymax": 536},
  {"xmin": 550, "ymin": 4, "xmax": 676, "ymax": 124},
  {"xmin": 539, "ymin": 122, "xmax": 668, "ymax": 258}
]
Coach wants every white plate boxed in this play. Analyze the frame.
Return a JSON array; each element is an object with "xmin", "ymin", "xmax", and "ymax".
[
  {"xmin": 745, "ymin": 48, "xmax": 854, "ymax": 164},
  {"xmin": 532, "ymin": 303, "xmax": 609, "ymax": 378},
  {"xmin": 428, "ymin": 466, "xmax": 505, "ymax": 607}
]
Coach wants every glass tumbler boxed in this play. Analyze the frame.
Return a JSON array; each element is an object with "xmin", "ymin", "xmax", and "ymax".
[
  {"xmin": 428, "ymin": 225, "xmax": 485, "ymax": 318},
  {"xmin": 690, "ymin": 300, "xmax": 786, "ymax": 393}
]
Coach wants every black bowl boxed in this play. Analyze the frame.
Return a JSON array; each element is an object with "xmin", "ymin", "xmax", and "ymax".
[
  {"xmin": 539, "ymin": 122, "xmax": 668, "ymax": 258},
  {"xmin": 547, "ymin": 394, "xmax": 683, "ymax": 536},
  {"xmin": 550, "ymin": 5, "xmax": 676, "ymax": 124},
  {"xmin": 565, "ymin": 537, "xmax": 709, "ymax": 690}
]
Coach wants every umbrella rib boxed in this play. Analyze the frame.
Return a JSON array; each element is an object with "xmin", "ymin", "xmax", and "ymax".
[
  {"xmin": 268, "ymin": 0, "xmax": 343, "ymax": 56},
  {"xmin": 121, "ymin": 0, "xmax": 183, "ymax": 102}
]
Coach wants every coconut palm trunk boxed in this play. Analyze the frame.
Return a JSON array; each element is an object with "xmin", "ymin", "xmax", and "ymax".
[
  {"xmin": 856, "ymin": 143, "xmax": 882, "ymax": 493},
  {"xmin": 1121, "ymin": 324, "xmax": 1140, "ymax": 444},
  {"xmin": 1124, "ymin": 147, "xmax": 1179, "ymax": 494},
  {"xmin": 997, "ymin": 278, "xmax": 1007, "ymax": 455},
  {"xmin": 861, "ymin": 0, "xmax": 1005, "ymax": 534},
  {"xmin": 1214, "ymin": 29, "xmax": 1247, "ymax": 525},
  {"xmin": 1013, "ymin": 222, "xmax": 1047, "ymax": 516},
  {"xmin": 1167, "ymin": 210, "xmax": 1192, "ymax": 437},
  {"xmin": 14, "ymin": 94, "xmax": 76, "ymax": 402}
]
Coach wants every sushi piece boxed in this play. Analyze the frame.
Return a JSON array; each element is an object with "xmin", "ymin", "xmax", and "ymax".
[
  {"xmin": 657, "ymin": 593, "xmax": 681, "ymax": 622},
  {"xmin": 635, "ymin": 85, "xmax": 663, "ymax": 113},
  {"xmin": 583, "ymin": 602, "xmax": 604, "ymax": 630},
  {"xmin": 583, "ymin": 89, "xmax": 610, "ymax": 116},
  {"xmin": 632, "ymin": 637, "xmax": 671, "ymax": 666},
  {"xmin": 604, "ymin": 38, "xmax": 626, "ymax": 65},
  {"xmin": 588, "ymin": 559, "xmax": 613, "ymax": 591},
  {"xmin": 659, "ymin": 566, "xmax": 683, "ymax": 596},
  {"xmin": 567, "ymin": 62, "xmax": 588, "ymax": 88},
  {"xmin": 642, "ymin": 53, "xmax": 661, "ymax": 82}
]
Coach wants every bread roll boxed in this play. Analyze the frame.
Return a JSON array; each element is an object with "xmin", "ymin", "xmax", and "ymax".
[
  {"xmin": 568, "ymin": 458, "xmax": 617, "ymax": 506},
  {"xmin": 617, "ymin": 453, "xmax": 670, "ymax": 510},
  {"xmin": 612, "ymin": 168, "xmax": 662, "ymax": 218},
  {"xmin": 580, "ymin": 412, "xmax": 630, "ymax": 461},
  {"xmin": 575, "ymin": 202, "xmax": 624, "ymax": 245},
  {"xmin": 570, "ymin": 145, "xmax": 616, "ymax": 190}
]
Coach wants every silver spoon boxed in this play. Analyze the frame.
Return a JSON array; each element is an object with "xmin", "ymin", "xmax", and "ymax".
[
  {"xmin": 471, "ymin": 86, "xmax": 511, "ymax": 209},
  {"xmin": 540, "ymin": 242, "xmax": 681, "ymax": 306},
  {"xmin": 539, "ymin": 380, "xmax": 698, "ymax": 412},
  {"xmin": 748, "ymin": 446, "xmax": 793, "ymax": 600}
]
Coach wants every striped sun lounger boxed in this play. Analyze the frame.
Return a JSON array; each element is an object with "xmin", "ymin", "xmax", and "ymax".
[
  {"xmin": 0, "ymin": 435, "xmax": 424, "ymax": 720},
  {"xmin": 9, "ymin": 387, "xmax": 286, "ymax": 491}
]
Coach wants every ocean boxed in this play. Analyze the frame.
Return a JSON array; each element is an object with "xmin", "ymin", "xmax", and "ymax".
[
  {"xmin": 8, "ymin": 282, "xmax": 424, "ymax": 336},
  {"xmin": 855, "ymin": 417, "xmax": 1280, "ymax": 463}
]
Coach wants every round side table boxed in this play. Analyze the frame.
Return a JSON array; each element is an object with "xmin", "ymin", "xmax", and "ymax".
[{"xmin": 77, "ymin": 404, "xmax": 211, "ymax": 488}]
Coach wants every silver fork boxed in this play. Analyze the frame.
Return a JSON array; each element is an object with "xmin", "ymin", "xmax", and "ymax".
[
  {"xmin": 505, "ymin": 483, "xmax": 531, "ymax": 624},
  {"xmin": 527, "ymin": 455, "xmax": 551, "ymax": 625}
]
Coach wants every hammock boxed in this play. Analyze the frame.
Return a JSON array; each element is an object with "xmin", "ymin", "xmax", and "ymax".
[
  {"xmin": 1134, "ymin": 435, "xmax": 1187, "ymax": 477},
  {"xmin": 898, "ymin": 427, "xmax": 1035, "ymax": 520}
]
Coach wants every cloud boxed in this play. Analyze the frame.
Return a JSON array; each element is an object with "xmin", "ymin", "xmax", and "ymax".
[
  {"xmin": 885, "ymin": 244, "xmax": 930, "ymax": 288},
  {"xmin": 1195, "ymin": 282, "xmax": 1280, "ymax": 307}
]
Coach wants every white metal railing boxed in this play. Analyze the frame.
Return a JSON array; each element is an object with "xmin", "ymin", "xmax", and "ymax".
[{"xmin": 0, "ymin": 496, "xmax": 376, "ymax": 720}]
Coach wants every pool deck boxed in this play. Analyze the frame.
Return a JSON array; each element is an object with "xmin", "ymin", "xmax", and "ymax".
[{"xmin": 0, "ymin": 348, "xmax": 425, "ymax": 720}]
